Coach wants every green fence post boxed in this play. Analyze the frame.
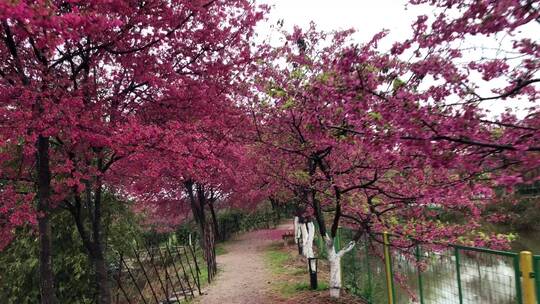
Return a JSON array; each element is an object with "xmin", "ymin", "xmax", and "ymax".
[
  {"xmin": 383, "ymin": 232, "xmax": 395, "ymax": 304},
  {"xmin": 515, "ymin": 253, "xmax": 524, "ymax": 304},
  {"xmin": 351, "ymin": 237, "xmax": 357, "ymax": 295},
  {"xmin": 416, "ymin": 243, "xmax": 425, "ymax": 304},
  {"xmin": 365, "ymin": 238, "xmax": 373, "ymax": 302},
  {"xmin": 534, "ymin": 256, "xmax": 540, "ymax": 304},
  {"xmin": 337, "ymin": 228, "xmax": 343, "ymax": 287},
  {"xmin": 454, "ymin": 246, "xmax": 464, "ymax": 304},
  {"xmin": 317, "ymin": 231, "xmax": 321, "ymax": 251}
]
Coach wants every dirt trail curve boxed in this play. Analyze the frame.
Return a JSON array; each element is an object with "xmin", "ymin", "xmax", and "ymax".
[{"xmin": 196, "ymin": 223, "xmax": 292, "ymax": 304}]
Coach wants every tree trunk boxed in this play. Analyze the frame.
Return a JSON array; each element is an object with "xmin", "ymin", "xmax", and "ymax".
[
  {"xmin": 294, "ymin": 216, "xmax": 301, "ymax": 244},
  {"xmin": 72, "ymin": 211, "xmax": 112, "ymax": 304},
  {"xmin": 92, "ymin": 173, "xmax": 111, "ymax": 304},
  {"xmin": 36, "ymin": 135, "xmax": 56, "ymax": 304},
  {"xmin": 203, "ymin": 222, "xmax": 217, "ymax": 279},
  {"xmin": 91, "ymin": 248, "xmax": 112, "ymax": 304},
  {"xmin": 70, "ymin": 175, "xmax": 112, "ymax": 304},
  {"xmin": 269, "ymin": 197, "xmax": 281, "ymax": 221},
  {"xmin": 4, "ymin": 21, "xmax": 56, "ymax": 302},
  {"xmin": 300, "ymin": 221, "xmax": 315, "ymax": 259},
  {"xmin": 208, "ymin": 200, "xmax": 220, "ymax": 241},
  {"xmin": 185, "ymin": 181, "xmax": 217, "ymax": 283},
  {"xmin": 194, "ymin": 214, "xmax": 216, "ymax": 282},
  {"xmin": 37, "ymin": 215, "xmax": 55, "ymax": 304},
  {"xmin": 324, "ymin": 234, "xmax": 356, "ymax": 298}
]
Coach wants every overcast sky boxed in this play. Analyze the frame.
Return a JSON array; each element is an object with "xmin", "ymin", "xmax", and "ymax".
[
  {"xmin": 255, "ymin": 0, "xmax": 426, "ymax": 50},
  {"xmin": 254, "ymin": 0, "xmax": 537, "ymax": 117}
]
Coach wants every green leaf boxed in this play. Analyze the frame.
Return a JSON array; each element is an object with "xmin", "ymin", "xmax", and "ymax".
[
  {"xmin": 281, "ymin": 98, "xmax": 295, "ymax": 109},
  {"xmin": 392, "ymin": 78, "xmax": 405, "ymax": 90},
  {"xmin": 368, "ymin": 111, "xmax": 382, "ymax": 121}
]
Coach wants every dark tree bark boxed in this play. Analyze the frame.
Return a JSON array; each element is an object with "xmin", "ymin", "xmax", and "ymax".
[
  {"xmin": 90, "ymin": 172, "xmax": 111, "ymax": 304},
  {"xmin": 68, "ymin": 171, "xmax": 112, "ymax": 304},
  {"xmin": 36, "ymin": 135, "xmax": 57, "ymax": 304},
  {"xmin": 185, "ymin": 181, "xmax": 217, "ymax": 283},
  {"xmin": 71, "ymin": 204, "xmax": 112, "ymax": 304},
  {"xmin": 3, "ymin": 20, "xmax": 57, "ymax": 303},
  {"xmin": 208, "ymin": 198, "xmax": 220, "ymax": 241},
  {"xmin": 269, "ymin": 197, "xmax": 281, "ymax": 221},
  {"xmin": 90, "ymin": 246, "xmax": 111, "ymax": 304}
]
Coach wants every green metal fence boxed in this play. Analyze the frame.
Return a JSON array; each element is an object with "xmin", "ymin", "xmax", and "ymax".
[
  {"xmin": 315, "ymin": 227, "xmax": 537, "ymax": 304},
  {"xmin": 534, "ymin": 255, "xmax": 540, "ymax": 303},
  {"xmin": 454, "ymin": 245, "xmax": 521, "ymax": 304}
]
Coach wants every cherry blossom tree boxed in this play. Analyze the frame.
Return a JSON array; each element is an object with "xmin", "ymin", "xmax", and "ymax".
[
  {"xmin": 1, "ymin": 0, "xmax": 537, "ymax": 302},
  {"xmin": 0, "ymin": 1, "xmax": 266, "ymax": 303},
  {"xmin": 389, "ymin": 0, "xmax": 539, "ymax": 185},
  {"xmin": 114, "ymin": 94, "xmax": 269, "ymax": 283},
  {"xmin": 253, "ymin": 0, "xmax": 538, "ymax": 294}
]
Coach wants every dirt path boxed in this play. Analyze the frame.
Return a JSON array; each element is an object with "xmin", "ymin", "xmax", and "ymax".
[{"xmin": 196, "ymin": 223, "xmax": 291, "ymax": 304}]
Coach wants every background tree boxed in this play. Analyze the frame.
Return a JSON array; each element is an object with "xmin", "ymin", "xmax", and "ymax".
[
  {"xmin": 1, "ymin": 1, "xmax": 267, "ymax": 302},
  {"xmin": 118, "ymin": 118, "xmax": 268, "ymax": 283},
  {"xmin": 252, "ymin": 7, "xmax": 538, "ymax": 294}
]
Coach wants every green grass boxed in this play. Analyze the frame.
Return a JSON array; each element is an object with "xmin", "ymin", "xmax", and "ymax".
[
  {"xmin": 264, "ymin": 243, "xmax": 329, "ymax": 298},
  {"xmin": 191, "ymin": 244, "xmax": 227, "ymax": 291},
  {"xmin": 198, "ymin": 263, "xmax": 209, "ymax": 286},
  {"xmin": 265, "ymin": 244, "xmax": 292, "ymax": 275},
  {"xmin": 215, "ymin": 243, "xmax": 227, "ymax": 256},
  {"xmin": 291, "ymin": 268, "xmax": 306, "ymax": 275},
  {"xmin": 279, "ymin": 281, "xmax": 329, "ymax": 297}
]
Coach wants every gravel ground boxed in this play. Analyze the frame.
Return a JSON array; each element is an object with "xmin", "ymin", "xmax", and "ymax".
[{"xmin": 196, "ymin": 223, "xmax": 291, "ymax": 304}]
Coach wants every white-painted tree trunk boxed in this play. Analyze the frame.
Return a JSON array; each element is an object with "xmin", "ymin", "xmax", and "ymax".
[
  {"xmin": 293, "ymin": 216, "xmax": 301, "ymax": 244},
  {"xmin": 324, "ymin": 234, "xmax": 356, "ymax": 298},
  {"xmin": 300, "ymin": 221, "xmax": 315, "ymax": 258}
]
